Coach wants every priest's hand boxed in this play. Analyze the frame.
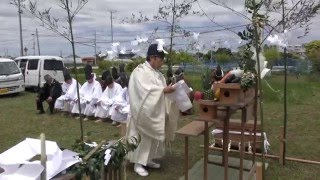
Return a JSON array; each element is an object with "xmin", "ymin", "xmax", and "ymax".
[{"xmin": 164, "ymin": 84, "xmax": 175, "ymax": 94}]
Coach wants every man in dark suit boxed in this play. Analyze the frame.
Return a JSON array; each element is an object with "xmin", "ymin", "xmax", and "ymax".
[{"xmin": 36, "ymin": 74, "xmax": 62, "ymax": 114}]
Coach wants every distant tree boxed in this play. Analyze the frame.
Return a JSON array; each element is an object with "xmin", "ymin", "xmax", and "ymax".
[
  {"xmin": 305, "ymin": 40, "xmax": 320, "ymax": 74},
  {"xmin": 215, "ymin": 52, "xmax": 232, "ymax": 64},
  {"xmin": 281, "ymin": 52, "xmax": 303, "ymax": 60},
  {"xmin": 263, "ymin": 45, "xmax": 281, "ymax": 68},
  {"xmin": 215, "ymin": 47, "xmax": 232, "ymax": 56},
  {"xmin": 122, "ymin": 0, "xmax": 201, "ymax": 79},
  {"xmin": 22, "ymin": 0, "xmax": 89, "ymax": 141},
  {"xmin": 170, "ymin": 51, "xmax": 196, "ymax": 68},
  {"xmin": 204, "ymin": 50, "xmax": 214, "ymax": 61}
]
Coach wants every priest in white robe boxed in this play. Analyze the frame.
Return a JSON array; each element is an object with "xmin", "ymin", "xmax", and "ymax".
[
  {"xmin": 126, "ymin": 43, "xmax": 176, "ymax": 177},
  {"xmin": 54, "ymin": 73, "xmax": 81, "ymax": 113},
  {"xmin": 71, "ymin": 68, "xmax": 102, "ymax": 120},
  {"xmin": 94, "ymin": 76, "xmax": 122, "ymax": 122}
]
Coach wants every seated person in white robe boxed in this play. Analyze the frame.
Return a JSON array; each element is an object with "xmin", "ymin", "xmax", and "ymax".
[
  {"xmin": 94, "ymin": 76, "xmax": 122, "ymax": 123},
  {"xmin": 111, "ymin": 72, "xmax": 129, "ymax": 122},
  {"xmin": 71, "ymin": 68, "xmax": 102, "ymax": 120},
  {"xmin": 111, "ymin": 86, "xmax": 129, "ymax": 135},
  {"xmin": 126, "ymin": 43, "xmax": 176, "ymax": 177},
  {"xmin": 54, "ymin": 73, "xmax": 81, "ymax": 113}
]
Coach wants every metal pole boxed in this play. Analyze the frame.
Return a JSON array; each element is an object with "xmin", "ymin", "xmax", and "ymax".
[
  {"xmin": 94, "ymin": 31, "xmax": 97, "ymax": 65},
  {"xmin": 36, "ymin": 28, "xmax": 41, "ymax": 55},
  {"xmin": 18, "ymin": 0, "xmax": 24, "ymax": 56},
  {"xmin": 32, "ymin": 33, "xmax": 35, "ymax": 55},
  {"xmin": 110, "ymin": 11, "xmax": 114, "ymax": 44},
  {"xmin": 167, "ymin": 0, "xmax": 176, "ymax": 79}
]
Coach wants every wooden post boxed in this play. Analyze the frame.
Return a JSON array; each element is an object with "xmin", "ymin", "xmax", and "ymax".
[
  {"xmin": 223, "ymin": 107, "xmax": 231, "ymax": 180},
  {"xmin": 239, "ymin": 107, "xmax": 246, "ymax": 180},
  {"xmin": 256, "ymin": 162, "xmax": 263, "ymax": 180},
  {"xmin": 252, "ymin": 81, "xmax": 258, "ymax": 164},
  {"xmin": 40, "ymin": 133, "xmax": 47, "ymax": 180},
  {"xmin": 185, "ymin": 136, "xmax": 189, "ymax": 180},
  {"xmin": 203, "ymin": 122, "xmax": 208, "ymax": 180},
  {"xmin": 279, "ymin": 126, "xmax": 285, "ymax": 165}
]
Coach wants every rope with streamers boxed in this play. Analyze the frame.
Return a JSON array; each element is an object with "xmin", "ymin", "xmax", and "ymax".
[{"xmin": 264, "ymin": 79, "xmax": 281, "ymax": 93}]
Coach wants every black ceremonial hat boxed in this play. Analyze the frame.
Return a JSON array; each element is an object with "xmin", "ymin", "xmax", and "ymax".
[
  {"xmin": 84, "ymin": 64, "xmax": 93, "ymax": 80},
  {"xmin": 147, "ymin": 44, "xmax": 165, "ymax": 59}
]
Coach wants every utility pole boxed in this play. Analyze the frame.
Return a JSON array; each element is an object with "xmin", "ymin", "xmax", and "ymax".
[
  {"xmin": 36, "ymin": 28, "xmax": 41, "ymax": 55},
  {"xmin": 215, "ymin": 39, "xmax": 222, "ymax": 65},
  {"xmin": 110, "ymin": 11, "xmax": 115, "ymax": 44},
  {"xmin": 32, "ymin": 33, "xmax": 35, "ymax": 55},
  {"xmin": 94, "ymin": 31, "xmax": 97, "ymax": 65},
  {"xmin": 17, "ymin": 0, "xmax": 24, "ymax": 56}
]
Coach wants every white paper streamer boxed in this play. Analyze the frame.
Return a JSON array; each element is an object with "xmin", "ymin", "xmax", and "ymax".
[
  {"xmin": 192, "ymin": 32, "xmax": 200, "ymax": 40},
  {"xmin": 104, "ymin": 149, "xmax": 112, "ymax": 166},
  {"xmin": 156, "ymin": 39, "xmax": 168, "ymax": 54}
]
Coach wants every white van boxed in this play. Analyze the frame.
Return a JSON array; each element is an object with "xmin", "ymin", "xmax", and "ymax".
[
  {"xmin": 14, "ymin": 56, "xmax": 65, "ymax": 90},
  {"xmin": 0, "ymin": 58, "xmax": 25, "ymax": 95}
]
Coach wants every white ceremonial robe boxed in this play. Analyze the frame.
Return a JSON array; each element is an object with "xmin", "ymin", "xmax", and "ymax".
[
  {"xmin": 71, "ymin": 80, "xmax": 102, "ymax": 116},
  {"xmin": 54, "ymin": 78, "xmax": 81, "ymax": 112},
  {"xmin": 95, "ymin": 82, "xmax": 122, "ymax": 118},
  {"xmin": 111, "ymin": 87, "xmax": 130, "ymax": 122},
  {"xmin": 126, "ymin": 62, "xmax": 177, "ymax": 166},
  {"xmin": 61, "ymin": 82, "xmax": 69, "ymax": 94}
]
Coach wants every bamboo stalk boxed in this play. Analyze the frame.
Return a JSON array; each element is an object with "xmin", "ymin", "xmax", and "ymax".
[
  {"xmin": 40, "ymin": 133, "xmax": 47, "ymax": 180},
  {"xmin": 83, "ymin": 141, "xmax": 106, "ymax": 162}
]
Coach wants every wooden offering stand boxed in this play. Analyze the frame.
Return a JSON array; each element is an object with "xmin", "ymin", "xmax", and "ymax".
[{"xmin": 177, "ymin": 83, "xmax": 260, "ymax": 180}]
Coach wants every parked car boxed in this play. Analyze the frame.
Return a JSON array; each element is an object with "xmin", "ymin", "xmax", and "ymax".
[
  {"xmin": 0, "ymin": 58, "xmax": 25, "ymax": 95},
  {"xmin": 14, "ymin": 56, "xmax": 65, "ymax": 91}
]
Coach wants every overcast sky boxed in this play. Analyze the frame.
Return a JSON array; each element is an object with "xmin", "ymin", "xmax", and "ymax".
[{"xmin": 1, "ymin": 0, "xmax": 320, "ymax": 58}]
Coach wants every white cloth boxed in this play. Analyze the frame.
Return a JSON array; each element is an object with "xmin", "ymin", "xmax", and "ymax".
[
  {"xmin": 166, "ymin": 80, "xmax": 192, "ymax": 112},
  {"xmin": 126, "ymin": 62, "xmax": 177, "ymax": 166},
  {"xmin": 71, "ymin": 80, "xmax": 102, "ymax": 116},
  {"xmin": 111, "ymin": 87, "xmax": 130, "ymax": 122},
  {"xmin": 94, "ymin": 82, "xmax": 123, "ymax": 118},
  {"xmin": 55, "ymin": 78, "xmax": 81, "ymax": 112}
]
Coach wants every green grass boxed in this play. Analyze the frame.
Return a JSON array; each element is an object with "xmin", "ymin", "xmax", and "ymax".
[{"xmin": 0, "ymin": 75, "xmax": 320, "ymax": 179}]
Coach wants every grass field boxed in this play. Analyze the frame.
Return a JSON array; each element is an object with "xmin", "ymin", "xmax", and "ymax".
[{"xmin": 0, "ymin": 75, "xmax": 319, "ymax": 179}]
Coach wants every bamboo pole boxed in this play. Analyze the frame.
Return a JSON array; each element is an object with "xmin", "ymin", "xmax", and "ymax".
[
  {"xmin": 83, "ymin": 141, "xmax": 106, "ymax": 162},
  {"xmin": 251, "ymin": 0, "xmax": 265, "ymax": 178},
  {"xmin": 65, "ymin": 0, "xmax": 84, "ymax": 141},
  {"xmin": 281, "ymin": 0, "xmax": 288, "ymax": 166},
  {"xmin": 40, "ymin": 133, "xmax": 47, "ymax": 180},
  {"xmin": 279, "ymin": 126, "xmax": 285, "ymax": 165}
]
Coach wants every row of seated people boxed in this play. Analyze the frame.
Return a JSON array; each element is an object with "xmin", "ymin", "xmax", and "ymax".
[{"xmin": 54, "ymin": 68, "xmax": 129, "ymax": 127}]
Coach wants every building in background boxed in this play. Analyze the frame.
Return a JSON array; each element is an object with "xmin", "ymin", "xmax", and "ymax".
[
  {"xmin": 64, "ymin": 55, "xmax": 82, "ymax": 64},
  {"xmin": 82, "ymin": 57, "xmax": 95, "ymax": 65}
]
